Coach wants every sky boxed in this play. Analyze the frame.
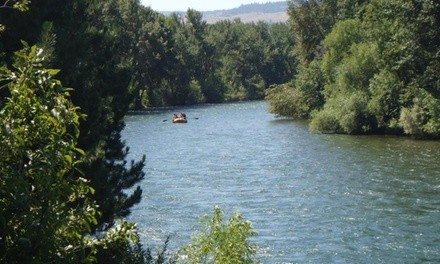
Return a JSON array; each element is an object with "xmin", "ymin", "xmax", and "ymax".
[{"xmin": 140, "ymin": 0, "xmax": 277, "ymax": 12}]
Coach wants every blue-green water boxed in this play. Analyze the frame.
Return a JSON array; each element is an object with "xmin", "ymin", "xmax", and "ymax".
[{"xmin": 123, "ymin": 101, "xmax": 440, "ymax": 263}]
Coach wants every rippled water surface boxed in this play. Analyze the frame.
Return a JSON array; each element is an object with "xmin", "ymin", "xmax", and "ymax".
[{"xmin": 123, "ymin": 101, "xmax": 440, "ymax": 263}]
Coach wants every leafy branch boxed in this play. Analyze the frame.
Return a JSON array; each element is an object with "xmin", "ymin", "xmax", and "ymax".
[{"xmin": 0, "ymin": 0, "xmax": 30, "ymax": 11}]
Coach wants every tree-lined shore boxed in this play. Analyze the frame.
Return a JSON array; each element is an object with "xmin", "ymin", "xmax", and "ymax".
[
  {"xmin": 1, "ymin": 0, "xmax": 291, "ymax": 262},
  {"xmin": 1, "ymin": 0, "xmax": 439, "ymax": 263},
  {"xmin": 267, "ymin": 0, "xmax": 440, "ymax": 139}
]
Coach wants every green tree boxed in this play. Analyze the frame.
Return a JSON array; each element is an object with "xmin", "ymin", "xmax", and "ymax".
[
  {"xmin": 0, "ymin": 43, "xmax": 161, "ymax": 264},
  {"xmin": 363, "ymin": 0, "xmax": 440, "ymax": 137},
  {"xmin": 287, "ymin": 0, "xmax": 338, "ymax": 64},
  {"xmin": 266, "ymin": 0, "xmax": 366, "ymax": 122},
  {"xmin": 48, "ymin": 0, "xmax": 146, "ymax": 230},
  {"xmin": 207, "ymin": 20, "xmax": 269, "ymax": 101},
  {"xmin": 310, "ymin": 22, "xmax": 381, "ymax": 134},
  {"xmin": 0, "ymin": 43, "xmax": 97, "ymax": 263},
  {"xmin": 314, "ymin": 0, "xmax": 440, "ymax": 136},
  {"xmin": 262, "ymin": 22, "xmax": 297, "ymax": 86},
  {"xmin": 177, "ymin": 206, "xmax": 258, "ymax": 264},
  {"xmin": 266, "ymin": 56, "xmax": 324, "ymax": 119},
  {"xmin": 135, "ymin": 9, "xmax": 179, "ymax": 107},
  {"xmin": 265, "ymin": 0, "xmax": 338, "ymax": 120},
  {"xmin": 277, "ymin": 0, "xmax": 440, "ymax": 138}
]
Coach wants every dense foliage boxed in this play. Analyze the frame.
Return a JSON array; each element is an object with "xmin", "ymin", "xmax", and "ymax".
[
  {"xmin": 177, "ymin": 206, "xmax": 258, "ymax": 264},
  {"xmin": 1, "ymin": 1, "xmax": 296, "ymax": 110},
  {"xmin": 126, "ymin": 10, "xmax": 296, "ymax": 106},
  {"xmin": 0, "ymin": 42, "xmax": 144, "ymax": 263},
  {"xmin": 267, "ymin": 0, "xmax": 440, "ymax": 138},
  {"xmin": 1, "ymin": 0, "xmax": 146, "ymax": 233},
  {"xmin": 0, "ymin": 43, "xmax": 93, "ymax": 263},
  {"xmin": 1, "ymin": 0, "xmax": 278, "ymax": 262}
]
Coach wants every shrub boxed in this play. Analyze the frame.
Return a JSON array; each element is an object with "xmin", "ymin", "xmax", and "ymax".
[
  {"xmin": 186, "ymin": 80, "xmax": 205, "ymax": 105},
  {"xmin": 367, "ymin": 70, "xmax": 402, "ymax": 130},
  {"xmin": 266, "ymin": 83, "xmax": 306, "ymax": 118},
  {"xmin": 266, "ymin": 60, "xmax": 325, "ymax": 119},
  {"xmin": 309, "ymin": 108, "xmax": 342, "ymax": 133},
  {"xmin": 177, "ymin": 206, "xmax": 258, "ymax": 264},
  {"xmin": 399, "ymin": 89, "xmax": 440, "ymax": 138}
]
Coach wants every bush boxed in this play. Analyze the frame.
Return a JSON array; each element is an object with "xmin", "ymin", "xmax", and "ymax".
[
  {"xmin": 399, "ymin": 88, "xmax": 440, "ymax": 138},
  {"xmin": 310, "ymin": 91, "xmax": 371, "ymax": 134},
  {"xmin": 266, "ymin": 83, "xmax": 307, "ymax": 118},
  {"xmin": 0, "ymin": 43, "xmax": 171, "ymax": 264},
  {"xmin": 177, "ymin": 206, "xmax": 258, "ymax": 264},
  {"xmin": 309, "ymin": 108, "xmax": 342, "ymax": 133},
  {"xmin": 0, "ymin": 43, "xmax": 96, "ymax": 263},
  {"xmin": 367, "ymin": 70, "xmax": 402, "ymax": 130},
  {"xmin": 186, "ymin": 80, "xmax": 205, "ymax": 105},
  {"xmin": 266, "ymin": 60, "xmax": 324, "ymax": 119}
]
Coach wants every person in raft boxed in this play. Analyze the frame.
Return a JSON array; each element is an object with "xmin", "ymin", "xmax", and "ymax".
[
  {"xmin": 173, "ymin": 113, "xmax": 187, "ymax": 122},
  {"xmin": 173, "ymin": 113, "xmax": 186, "ymax": 118}
]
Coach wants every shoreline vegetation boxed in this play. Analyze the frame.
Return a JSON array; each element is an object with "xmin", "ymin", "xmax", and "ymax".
[
  {"xmin": 266, "ymin": 0, "xmax": 440, "ymax": 139},
  {"xmin": 1, "ymin": 0, "xmax": 439, "ymax": 263}
]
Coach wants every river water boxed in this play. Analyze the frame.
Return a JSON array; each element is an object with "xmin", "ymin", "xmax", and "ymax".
[{"xmin": 123, "ymin": 101, "xmax": 440, "ymax": 263}]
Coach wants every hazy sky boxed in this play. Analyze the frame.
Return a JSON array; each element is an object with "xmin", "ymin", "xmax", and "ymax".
[{"xmin": 140, "ymin": 0, "xmax": 277, "ymax": 12}]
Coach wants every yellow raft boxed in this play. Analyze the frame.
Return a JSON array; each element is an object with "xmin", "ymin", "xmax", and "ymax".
[
  {"xmin": 172, "ymin": 113, "xmax": 187, "ymax": 123},
  {"xmin": 172, "ymin": 117, "xmax": 187, "ymax": 123}
]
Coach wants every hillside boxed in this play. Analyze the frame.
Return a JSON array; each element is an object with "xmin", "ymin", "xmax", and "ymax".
[{"xmin": 162, "ymin": 1, "xmax": 289, "ymax": 24}]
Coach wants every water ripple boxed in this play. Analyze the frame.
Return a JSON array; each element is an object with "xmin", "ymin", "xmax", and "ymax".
[{"xmin": 123, "ymin": 101, "xmax": 440, "ymax": 263}]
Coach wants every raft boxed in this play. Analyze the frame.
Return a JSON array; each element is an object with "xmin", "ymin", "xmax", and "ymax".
[{"xmin": 172, "ymin": 117, "xmax": 187, "ymax": 123}]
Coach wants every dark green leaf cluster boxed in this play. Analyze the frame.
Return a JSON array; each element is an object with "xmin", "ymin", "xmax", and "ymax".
[
  {"xmin": 0, "ymin": 43, "xmax": 96, "ymax": 263},
  {"xmin": 1, "ymin": 0, "xmax": 148, "ymax": 231},
  {"xmin": 203, "ymin": 20, "xmax": 296, "ymax": 102},
  {"xmin": 126, "ymin": 10, "xmax": 296, "ymax": 107},
  {"xmin": 0, "ymin": 1, "xmax": 268, "ymax": 262},
  {"xmin": 0, "ymin": 34, "xmax": 171, "ymax": 264},
  {"xmin": 268, "ymin": 0, "xmax": 440, "ymax": 138},
  {"xmin": 1, "ymin": 1, "xmax": 296, "ymax": 109}
]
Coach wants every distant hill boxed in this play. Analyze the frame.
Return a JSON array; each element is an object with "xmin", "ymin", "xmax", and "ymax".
[{"xmin": 162, "ymin": 2, "xmax": 289, "ymax": 24}]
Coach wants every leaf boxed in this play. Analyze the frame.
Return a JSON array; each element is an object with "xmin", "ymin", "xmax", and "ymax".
[
  {"xmin": 47, "ymin": 69, "xmax": 61, "ymax": 76},
  {"xmin": 64, "ymin": 155, "xmax": 72, "ymax": 165},
  {"xmin": 75, "ymin": 148, "xmax": 85, "ymax": 156}
]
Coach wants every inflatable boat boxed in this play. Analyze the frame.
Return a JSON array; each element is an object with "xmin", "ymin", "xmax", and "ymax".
[
  {"xmin": 172, "ymin": 117, "xmax": 187, "ymax": 123},
  {"xmin": 172, "ymin": 113, "xmax": 187, "ymax": 123}
]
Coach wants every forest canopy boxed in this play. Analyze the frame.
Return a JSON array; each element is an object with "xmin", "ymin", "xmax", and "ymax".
[
  {"xmin": 2, "ymin": 0, "xmax": 438, "ymax": 262},
  {"xmin": 266, "ymin": 0, "xmax": 440, "ymax": 138},
  {"xmin": 0, "ymin": 0, "xmax": 288, "ymax": 262}
]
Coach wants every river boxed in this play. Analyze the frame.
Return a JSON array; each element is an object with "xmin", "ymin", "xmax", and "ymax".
[{"xmin": 123, "ymin": 101, "xmax": 440, "ymax": 263}]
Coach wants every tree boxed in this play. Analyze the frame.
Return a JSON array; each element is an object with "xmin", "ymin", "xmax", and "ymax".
[
  {"xmin": 0, "ymin": 42, "xmax": 161, "ymax": 264},
  {"xmin": 49, "ymin": 0, "xmax": 146, "ymax": 230},
  {"xmin": 363, "ymin": 0, "xmax": 440, "ymax": 137},
  {"xmin": 129, "ymin": 6, "xmax": 177, "ymax": 108},
  {"xmin": 0, "ymin": 43, "xmax": 97, "ymax": 263},
  {"xmin": 265, "ymin": 0, "xmax": 338, "ymax": 121},
  {"xmin": 287, "ymin": 0, "xmax": 338, "ymax": 64},
  {"xmin": 276, "ymin": 0, "xmax": 440, "ymax": 138},
  {"xmin": 206, "ymin": 21, "xmax": 269, "ymax": 101},
  {"xmin": 314, "ymin": 0, "xmax": 440, "ymax": 136},
  {"xmin": 177, "ymin": 206, "xmax": 258, "ymax": 264},
  {"xmin": 266, "ymin": 59, "xmax": 324, "ymax": 119},
  {"xmin": 262, "ymin": 22, "xmax": 297, "ymax": 86}
]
